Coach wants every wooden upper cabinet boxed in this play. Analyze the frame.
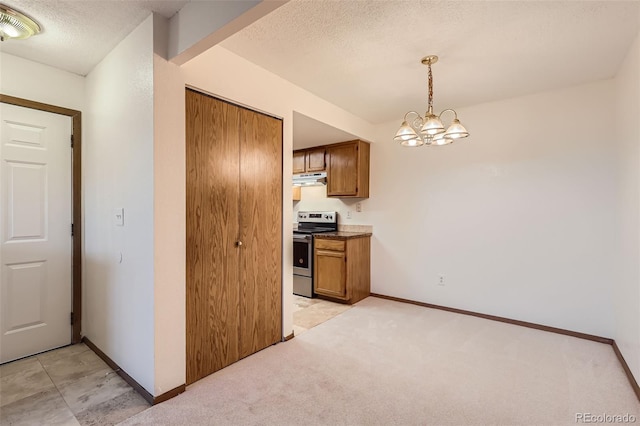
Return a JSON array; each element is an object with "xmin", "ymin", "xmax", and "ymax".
[
  {"xmin": 293, "ymin": 147, "xmax": 326, "ymax": 174},
  {"xmin": 306, "ymin": 147, "xmax": 326, "ymax": 172},
  {"xmin": 293, "ymin": 150, "xmax": 306, "ymax": 174},
  {"xmin": 326, "ymin": 140, "xmax": 370, "ymax": 198}
]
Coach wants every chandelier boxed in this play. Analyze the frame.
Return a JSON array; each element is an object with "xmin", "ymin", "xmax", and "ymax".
[{"xmin": 394, "ymin": 55, "xmax": 469, "ymax": 147}]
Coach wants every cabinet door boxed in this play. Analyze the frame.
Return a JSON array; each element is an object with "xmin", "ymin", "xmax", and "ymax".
[
  {"xmin": 326, "ymin": 142, "xmax": 358, "ymax": 196},
  {"xmin": 239, "ymin": 107, "xmax": 283, "ymax": 359},
  {"xmin": 306, "ymin": 147, "xmax": 325, "ymax": 172},
  {"xmin": 314, "ymin": 249, "xmax": 347, "ymax": 299},
  {"xmin": 186, "ymin": 90, "xmax": 241, "ymax": 384},
  {"xmin": 293, "ymin": 151, "xmax": 306, "ymax": 174}
]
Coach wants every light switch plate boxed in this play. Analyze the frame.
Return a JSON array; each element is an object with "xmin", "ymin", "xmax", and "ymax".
[{"xmin": 115, "ymin": 208, "xmax": 124, "ymax": 226}]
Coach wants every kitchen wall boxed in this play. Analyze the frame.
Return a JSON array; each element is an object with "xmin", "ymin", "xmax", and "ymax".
[
  {"xmin": 614, "ymin": 32, "xmax": 640, "ymax": 380},
  {"xmin": 293, "ymin": 186, "xmax": 367, "ymax": 225},
  {"xmin": 84, "ymin": 15, "xmax": 156, "ymax": 393},
  {"xmin": 293, "ymin": 185, "xmax": 361, "ymax": 225}
]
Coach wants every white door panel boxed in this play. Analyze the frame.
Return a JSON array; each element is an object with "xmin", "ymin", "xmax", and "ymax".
[
  {"xmin": 7, "ymin": 161, "xmax": 47, "ymax": 240},
  {"xmin": 0, "ymin": 103, "xmax": 72, "ymax": 363}
]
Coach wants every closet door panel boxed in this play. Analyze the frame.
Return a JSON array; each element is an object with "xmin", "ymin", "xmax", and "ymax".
[
  {"xmin": 186, "ymin": 90, "xmax": 241, "ymax": 384},
  {"xmin": 205, "ymin": 99, "xmax": 241, "ymax": 373},
  {"xmin": 238, "ymin": 108, "xmax": 283, "ymax": 358},
  {"xmin": 186, "ymin": 90, "xmax": 206, "ymax": 385}
]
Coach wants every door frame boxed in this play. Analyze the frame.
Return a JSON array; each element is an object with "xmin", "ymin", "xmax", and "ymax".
[{"xmin": 0, "ymin": 94, "xmax": 82, "ymax": 343}]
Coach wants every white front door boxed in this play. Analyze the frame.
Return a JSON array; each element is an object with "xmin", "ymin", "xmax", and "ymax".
[{"xmin": 0, "ymin": 103, "xmax": 72, "ymax": 363}]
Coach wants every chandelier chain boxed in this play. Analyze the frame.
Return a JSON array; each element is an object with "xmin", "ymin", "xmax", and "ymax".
[{"xmin": 427, "ymin": 63, "xmax": 434, "ymax": 114}]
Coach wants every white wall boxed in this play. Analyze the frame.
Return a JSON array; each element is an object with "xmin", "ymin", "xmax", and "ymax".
[
  {"xmin": 0, "ymin": 52, "xmax": 85, "ymax": 110},
  {"xmin": 177, "ymin": 46, "xmax": 378, "ymax": 338},
  {"xmin": 365, "ymin": 81, "xmax": 618, "ymax": 337},
  {"xmin": 614, "ymin": 33, "xmax": 640, "ymax": 379},
  {"xmin": 152, "ymin": 15, "xmax": 187, "ymax": 395},
  {"xmin": 84, "ymin": 16, "xmax": 156, "ymax": 393}
]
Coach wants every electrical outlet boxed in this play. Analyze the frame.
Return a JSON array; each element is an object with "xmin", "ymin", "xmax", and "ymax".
[
  {"xmin": 438, "ymin": 274, "xmax": 445, "ymax": 286},
  {"xmin": 346, "ymin": 210, "xmax": 352, "ymax": 219},
  {"xmin": 356, "ymin": 202, "xmax": 362, "ymax": 212}
]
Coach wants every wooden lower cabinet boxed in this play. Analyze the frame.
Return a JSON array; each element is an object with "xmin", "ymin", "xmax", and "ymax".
[{"xmin": 314, "ymin": 235, "xmax": 371, "ymax": 304}]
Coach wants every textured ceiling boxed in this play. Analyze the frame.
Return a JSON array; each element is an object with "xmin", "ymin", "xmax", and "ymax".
[
  {"xmin": 0, "ymin": 0, "xmax": 188, "ymax": 76},
  {"xmin": 2, "ymin": 0, "xmax": 638, "ymax": 132},
  {"xmin": 221, "ymin": 0, "xmax": 640, "ymax": 124}
]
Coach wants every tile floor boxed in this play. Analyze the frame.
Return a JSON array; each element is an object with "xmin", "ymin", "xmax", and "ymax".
[
  {"xmin": 0, "ymin": 296, "xmax": 348, "ymax": 425},
  {"xmin": 292, "ymin": 294, "xmax": 352, "ymax": 336},
  {"xmin": 0, "ymin": 343, "xmax": 149, "ymax": 426}
]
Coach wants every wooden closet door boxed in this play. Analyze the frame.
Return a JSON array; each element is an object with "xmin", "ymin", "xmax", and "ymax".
[
  {"xmin": 238, "ymin": 107, "xmax": 282, "ymax": 359},
  {"xmin": 186, "ymin": 90, "xmax": 241, "ymax": 385}
]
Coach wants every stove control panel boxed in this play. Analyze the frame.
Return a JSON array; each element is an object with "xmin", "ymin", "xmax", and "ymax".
[{"xmin": 297, "ymin": 211, "xmax": 337, "ymax": 224}]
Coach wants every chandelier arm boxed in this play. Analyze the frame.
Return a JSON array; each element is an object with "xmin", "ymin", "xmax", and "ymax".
[
  {"xmin": 437, "ymin": 108, "xmax": 459, "ymax": 122},
  {"xmin": 403, "ymin": 111, "xmax": 421, "ymax": 121},
  {"xmin": 403, "ymin": 111, "xmax": 424, "ymax": 130}
]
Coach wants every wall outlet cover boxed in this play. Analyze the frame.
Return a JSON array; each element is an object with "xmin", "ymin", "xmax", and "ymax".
[{"xmin": 115, "ymin": 208, "xmax": 124, "ymax": 226}]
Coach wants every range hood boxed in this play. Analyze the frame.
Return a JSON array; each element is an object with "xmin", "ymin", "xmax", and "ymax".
[{"xmin": 293, "ymin": 171, "xmax": 327, "ymax": 186}]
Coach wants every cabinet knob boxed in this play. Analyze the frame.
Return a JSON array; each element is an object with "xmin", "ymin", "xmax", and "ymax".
[{"xmin": 236, "ymin": 241, "xmax": 243, "ymax": 247}]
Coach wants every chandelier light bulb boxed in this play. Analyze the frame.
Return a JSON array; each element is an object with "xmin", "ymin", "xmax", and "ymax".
[
  {"xmin": 393, "ymin": 120, "xmax": 419, "ymax": 142},
  {"xmin": 444, "ymin": 118, "xmax": 469, "ymax": 139},
  {"xmin": 420, "ymin": 114, "xmax": 445, "ymax": 136}
]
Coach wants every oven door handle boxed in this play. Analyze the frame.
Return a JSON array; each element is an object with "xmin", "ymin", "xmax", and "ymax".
[{"xmin": 293, "ymin": 235, "xmax": 312, "ymax": 242}]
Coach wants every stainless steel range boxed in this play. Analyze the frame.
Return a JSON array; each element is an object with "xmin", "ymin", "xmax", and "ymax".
[{"xmin": 293, "ymin": 211, "xmax": 338, "ymax": 297}]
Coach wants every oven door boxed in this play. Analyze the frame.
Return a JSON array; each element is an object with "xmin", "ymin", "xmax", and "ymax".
[{"xmin": 293, "ymin": 233, "xmax": 312, "ymax": 277}]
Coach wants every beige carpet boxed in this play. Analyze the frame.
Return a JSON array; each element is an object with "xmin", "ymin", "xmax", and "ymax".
[{"xmin": 120, "ymin": 297, "xmax": 640, "ymax": 425}]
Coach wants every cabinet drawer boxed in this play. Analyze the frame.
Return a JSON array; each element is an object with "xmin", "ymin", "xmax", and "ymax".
[{"xmin": 315, "ymin": 238, "xmax": 345, "ymax": 251}]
